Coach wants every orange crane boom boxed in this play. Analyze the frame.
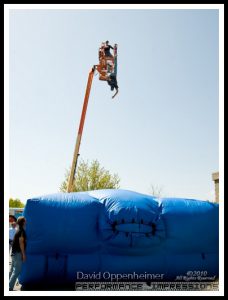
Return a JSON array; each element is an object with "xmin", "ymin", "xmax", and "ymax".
[
  {"xmin": 67, "ymin": 66, "xmax": 95, "ymax": 193},
  {"xmin": 67, "ymin": 43, "xmax": 118, "ymax": 192}
]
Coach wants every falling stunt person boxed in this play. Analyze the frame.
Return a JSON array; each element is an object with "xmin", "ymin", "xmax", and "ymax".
[{"xmin": 107, "ymin": 44, "xmax": 118, "ymax": 98}]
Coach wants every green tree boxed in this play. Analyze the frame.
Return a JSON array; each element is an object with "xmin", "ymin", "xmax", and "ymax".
[
  {"xmin": 60, "ymin": 159, "xmax": 120, "ymax": 192},
  {"xmin": 149, "ymin": 184, "xmax": 164, "ymax": 198},
  {"xmin": 9, "ymin": 198, "xmax": 25, "ymax": 208}
]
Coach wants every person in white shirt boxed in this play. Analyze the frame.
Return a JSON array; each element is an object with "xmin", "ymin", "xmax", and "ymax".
[{"xmin": 9, "ymin": 222, "xmax": 17, "ymax": 253}]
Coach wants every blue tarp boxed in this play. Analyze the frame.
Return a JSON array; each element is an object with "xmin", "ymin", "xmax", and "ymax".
[{"xmin": 19, "ymin": 189, "xmax": 219, "ymax": 284}]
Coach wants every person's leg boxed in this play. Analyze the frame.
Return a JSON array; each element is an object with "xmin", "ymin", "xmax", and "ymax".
[
  {"xmin": 9, "ymin": 253, "xmax": 22, "ymax": 290},
  {"xmin": 9, "ymin": 254, "xmax": 15, "ymax": 279},
  {"xmin": 113, "ymin": 56, "xmax": 117, "ymax": 77}
]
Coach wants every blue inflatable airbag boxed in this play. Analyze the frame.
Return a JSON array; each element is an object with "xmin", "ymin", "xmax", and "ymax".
[{"xmin": 19, "ymin": 189, "xmax": 219, "ymax": 284}]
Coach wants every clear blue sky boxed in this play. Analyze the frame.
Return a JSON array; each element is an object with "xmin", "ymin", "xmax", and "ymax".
[{"xmin": 9, "ymin": 8, "xmax": 219, "ymax": 203}]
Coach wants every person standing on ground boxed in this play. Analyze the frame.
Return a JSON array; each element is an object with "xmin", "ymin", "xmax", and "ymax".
[
  {"xmin": 9, "ymin": 215, "xmax": 17, "ymax": 224},
  {"xmin": 9, "ymin": 221, "xmax": 17, "ymax": 254},
  {"xmin": 9, "ymin": 216, "xmax": 27, "ymax": 291}
]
